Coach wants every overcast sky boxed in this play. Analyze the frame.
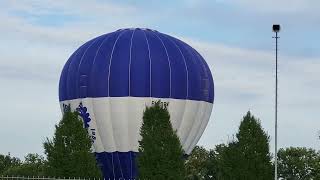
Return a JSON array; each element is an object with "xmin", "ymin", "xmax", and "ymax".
[{"xmin": 0, "ymin": 0, "xmax": 319, "ymax": 159}]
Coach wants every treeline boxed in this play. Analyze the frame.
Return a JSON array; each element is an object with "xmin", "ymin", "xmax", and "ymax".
[
  {"xmin": 1, "ymin": 106, "xmax": 319, "ymax": 179},
  {"xmin": 0, "ymin": 107, "xmax": 101, "ymax": 178},
  {"xmin": 185, "ymin": 112, "xmax": 320, "ymax": 179},
  {"xmin": 0, "ymin": 153, "xmax": 45, "ymax": 176}
]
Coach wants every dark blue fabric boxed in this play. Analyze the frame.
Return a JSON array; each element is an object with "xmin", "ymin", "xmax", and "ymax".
[
  {"xmin": 145, "ymin": 30, "xmax": 171, "ymax": 98},
  {"xmin": 109, "ymin": 30, "xmax": 133, "ymax": 97},
  {"xmin": 59, "ymin": 28, "xmax": 214, "ymax": 103},
  {"xmin": 95, "ymin": 151, "xmax": 138, "ymax": 180},
  {"xmin": 130, "ymin": 29, "xmax": 151, "ymax": 97},
  {"xmin": 159, "ymin": 33, "xmax": 188, "ymax": 99}
]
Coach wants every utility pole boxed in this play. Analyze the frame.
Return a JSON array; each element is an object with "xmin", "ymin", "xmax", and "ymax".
[{"xmin": 272, "ymin": 24, "xmax": 280, "ymax": 180}]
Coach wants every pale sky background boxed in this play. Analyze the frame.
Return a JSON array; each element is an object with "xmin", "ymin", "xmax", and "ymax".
[{"xmin": 0, "ymin": 0, "xmax": 319, "ymax": 159}]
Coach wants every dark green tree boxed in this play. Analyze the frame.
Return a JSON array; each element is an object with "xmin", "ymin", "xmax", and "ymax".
[
  {"xmin": 137, "ymin": 101, "xmax": 186, "ymax": 180},
  {"xmin": 234, "ymin": 111, "xmax": 273, "ymax": 180},
  {"xmin": 2, "ymin": 153, "xmax": 46, "ymax": 176},
  {"xmin": 208, "ymin": 111, "xmax": 273, "ymax": 180},
  {"xmin": 43, "ymin": 105, "xmax": 101, "ymax": 178},
  {"xmin": 278, "ymin": 147, "xmax": 320, "ymax": 179},
  {"xmin": 214, "ymin": 142, "xmax": 242, "ymax": 180},
  {"xmin": 185, "ymin": 146, "xmax": 209, "ymax": 180},
  {"xmin": 205, "ymin": 149, "xmax": 220, "ymax": 180},
  {"xmin": 0, "ymin": 154, "xmax": 21, "ymax": 175}
]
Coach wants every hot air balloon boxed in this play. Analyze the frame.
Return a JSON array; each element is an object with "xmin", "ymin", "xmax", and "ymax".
[{"xmin": 59, "ymin": 28, "xmax": 214, "ymax": 179}]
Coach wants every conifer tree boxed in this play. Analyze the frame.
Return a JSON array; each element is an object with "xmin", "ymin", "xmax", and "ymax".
[
  {"xmin": 235, "ymin": 111, "xmax": 273, "ymax": 180},
  {"xmin": 137, "ymin": 101, "xmax": 185, "ymax": 180},
  {"xmin": 44, "ymin": 104, "xmax": 101, "ymax": 178},
  {"xmin": 213, "ymin": 111, "xmax": 273, "ymax": 180}
]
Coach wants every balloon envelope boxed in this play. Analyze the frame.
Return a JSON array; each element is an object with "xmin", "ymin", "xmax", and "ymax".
[{"xmin": 59, "ymin": 28, "xmax": 214, "ymax": 179}]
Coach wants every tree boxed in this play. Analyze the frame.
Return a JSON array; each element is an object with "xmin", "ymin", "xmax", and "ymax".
[
  {"xmin": 235, "ymin": 111, "xmax": 273, "ymax": 180},
  {"xmin": 278, "ymin": 147, "xmax": 320, "ymax": 179},
  {"xmin": 137, "ymin": 101, "xmax": 186, "ymax": 180},
  {"xmin": 185, "ymin": 146, "xmax": 209, "ymax": 180},
  {"xmin": 205, "ymin": 149, "xmax": 219, "ymax": 180},
  {"xmin": 43, "ymin": 105, "xmax": 101, "ymax": 178},
  {"xmin": 212, "ymin": 142, "xmax": 242, "ymax": 180},
  {"xmin": 209, "ymin": 111, "xmax": 273, "ymax": 180},
  {"xmin": 2, "ymin": 153, "xmax": 46, "ymax": 176},
  {"xmin": 0, "ymin": 154, "xmax": 21, "ymax": 175}
]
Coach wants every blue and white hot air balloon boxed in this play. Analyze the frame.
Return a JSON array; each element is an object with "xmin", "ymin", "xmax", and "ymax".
[{"xmin": 59, "ymin": 28, "xmax": 214, "ymax": 179}]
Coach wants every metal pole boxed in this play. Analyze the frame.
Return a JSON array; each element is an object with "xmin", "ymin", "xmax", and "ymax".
[{"xmin": 274, "ymin": 31, "xmax": 279, "ymax": 180}]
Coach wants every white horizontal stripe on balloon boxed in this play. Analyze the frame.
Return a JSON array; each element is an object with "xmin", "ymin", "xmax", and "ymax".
[{"xmin": 60, "ymin": 97, "xmax": 213, "ymax": 154}]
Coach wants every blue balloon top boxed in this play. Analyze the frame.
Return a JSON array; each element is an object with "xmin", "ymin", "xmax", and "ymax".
[{"xmin": 59, "ymin": 28, "xmax": 214, "ymax": 103}]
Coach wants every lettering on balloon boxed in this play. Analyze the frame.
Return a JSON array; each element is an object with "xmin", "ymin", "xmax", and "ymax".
[
  {"xmin": 62, "ymin": 103, "xmax": 71, "ymax": 113},
  {"xmin": 151, "ymin": 100, "xmax": 169, "ymax": 109},
  {"xmin": 76, "ymin": 102, "xmax": 96, "ymax": 143}
]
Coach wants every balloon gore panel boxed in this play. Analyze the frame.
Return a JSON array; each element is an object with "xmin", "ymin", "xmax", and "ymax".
[{"xmin": 96, "ymin": 151, "xmax": 138, "ymax": 179}]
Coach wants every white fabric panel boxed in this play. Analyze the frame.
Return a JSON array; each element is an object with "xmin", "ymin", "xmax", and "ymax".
[
  {"xmin": 127, "ymin": 97, "xmax": 151, "ymax": 151},
  {"xmin": 182, "ymin": 101, "xmax": 206, "ymax": 152},
  {"xmin": 166, "ymin": 99, "xmax": 186, "ymax": 131},
  {"xmin": 187, "ymin": 104, "xmax": 213, "ymax": 154},
  {"xmin": 109, "ymin": 98, "xmax": 129, "ymax": 151},
  {"xmin": 176, "ymin": 100, "xmax": 200, "ymax": 146},
  {"xmin": 92, "ymin": 98, "xmax": 116, "ymax": 152},
  {"xmin": 82, "ymin": 98, "xmax": 104, "ymax": 152},
  {"xmin": 60, "ymin": 97, "xmax": 213, "ymax": 154}
]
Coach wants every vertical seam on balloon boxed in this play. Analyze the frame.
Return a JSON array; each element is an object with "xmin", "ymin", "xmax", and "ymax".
[
  {"xmin": 91, "ymin": 34, "xmax": 111, "ymax": 80},
  {"xmin": 78, "ymin": 38, "xmax": 100, "ymax": 71},
  {"xmin": 87, "ymin": 35, "xmax": 111, "ymax": 156},
  {"xmin": 89, "ymin": 34, "xmax": 111, "ymax": 99},
  {"xmin": 76, "ymin": 38, "xmax": 99, "ymax": 98},
  {"xmin": 178, "ymin": 44, "xmax": 203, "ymax": 147},
  {"xmin": 129, "ymin": 29, "xmax": 136, "ymax": 96},
  {"xmin": 164, "ymin": 35, "xmax": 189, "ymax": 99},
  {"xmin": 142, "ymin": 30, "xmax": 152, "ymax": 97},
  {"xmin": 172, "ymin": 41, "xmax": 198, "ymax": 147},
  {"xmin": 107, "ymin": 31, "xmax": 126, "ymax": 97},
  {"xmin": 158, "ymin": 35, "xmax": 189, "ymax": 141},
  {"xmin": 116, "ymin": 32, "xmax": 132, "ymax": 180},
  {"xmin": 129, "ymin": 151, "xmax": 133, "ymax": 179},
  {"xmin": 65, "ymin": 44, "xmax": 86, "ymax": 100},
  {"xmin": 153, "ymin": 32, "xmax": 172, "ymax": 98},
  {"xmin": 106, "ymin": 31, "xmax": 124, "ymax": 179},
  {"xmin": 128, "ymin": 29, "xmax": 136, "ymax": 179},
  {"xmin": 111, "ymin": 152, "xmax": 115, "ymax": 179},
  {"xmin": 168, "ymin": 38, "xmax": 190, "ymax": 136},
  {"xmin": 118, "ymin": 151, "xmax": 124, "ymax": 179},
  {"xmin": 107, "ymin": 30, "xmax": 129, "ymax": 179}
]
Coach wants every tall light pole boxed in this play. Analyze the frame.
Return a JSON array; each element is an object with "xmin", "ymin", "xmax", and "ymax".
[{"xmin": 272, "ymin": 24, "xmax": 280, "ymax": 180}]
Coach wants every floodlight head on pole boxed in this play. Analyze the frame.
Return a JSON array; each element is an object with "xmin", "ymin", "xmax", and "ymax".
[{"xmin": 273, "ymin": 24, "xmax": 281, "ymax": 32}]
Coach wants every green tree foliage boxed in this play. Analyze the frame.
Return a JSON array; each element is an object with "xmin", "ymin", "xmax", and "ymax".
[
  {"xmin": 211, "ymin": 111, "xmax": 273, "ymax": 180},
  {"xmin": 2, "ymin": 153, "xmax": 46, "ymax": 176},
  {"xmin": 214, "ymin": 142, "xmax": 241, "ymax": 180},
  {"xmin": 185, "ymin": 146, "xmax": 210, "ymax": 180},
  {"xmin": 235, "ymin": 111, "xmax": 273, "ymax": 179},
  {"xmin": 205, "ymin": 149, "xmax": 219, "ymax": 179},
  {"xmin": 43, "ymin": 105, "xmax": 101, "ymax": 178},
  {"xmin": 137, "ymin": 101, "xmax": 186, "ymax": 180},
  {"xmin": 0, "ymin": 154, "xmax": 21, "ymax": 175},
  {"xmin": 278, "ymin": 147, "xmax": 320, "ymax": 179}
]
